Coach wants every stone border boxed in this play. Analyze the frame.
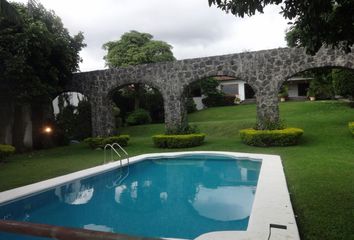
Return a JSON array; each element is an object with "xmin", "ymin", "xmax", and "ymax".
[{"xmin": 0, "ymin": 151, "xmax": 300, "ymax": 240}]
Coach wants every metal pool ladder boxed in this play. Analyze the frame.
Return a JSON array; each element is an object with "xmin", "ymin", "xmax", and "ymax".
[
  {"xmin": 103, "ymin": 143, "xmax": 129, "ymax": 167},
  {"xmin": 104, "ymin": 143, "xmax": 130, "ymax": 188}
]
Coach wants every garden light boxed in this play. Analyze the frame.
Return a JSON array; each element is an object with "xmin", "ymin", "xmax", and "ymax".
[{"xmin": 43, "ymin": 126, "xmax": 52, "ymax": 134}]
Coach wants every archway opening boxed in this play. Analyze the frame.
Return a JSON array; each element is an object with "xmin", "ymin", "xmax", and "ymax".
[
  {"xmin": 281, "ymin": 67, "xmax": 354, "ymax": 103},
  {"xmin": 186, "ymin": 75, "xmax": 256, "ymax": 110},
  {"xmin": 52, "ymin": 92, "xmax": 92, "ymax": 145},
  {"xmin": 109, "ymin": 83, "xmax": 164, "ymax": 129}
]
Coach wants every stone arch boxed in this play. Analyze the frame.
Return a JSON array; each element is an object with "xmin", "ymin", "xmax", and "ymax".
[
  {"xmin": 68, "ymin": 47, "xmax": 354, "ymax": 135},
  {"xmin": 106, "ymin": 82, "xmax": 165, "ymax": 127}
]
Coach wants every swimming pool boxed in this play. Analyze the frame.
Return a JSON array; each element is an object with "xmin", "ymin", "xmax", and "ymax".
[{"xmin": 0, "ymin": 152, "xmax": 300, "ymax": 240}]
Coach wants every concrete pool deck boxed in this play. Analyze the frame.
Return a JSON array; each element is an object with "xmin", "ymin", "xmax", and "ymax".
[{"xmin": 0, "ymin": 151, "xmax": 300, "ymax": 240}]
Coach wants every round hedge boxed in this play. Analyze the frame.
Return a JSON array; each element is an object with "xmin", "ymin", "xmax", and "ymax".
[
  {"xmin": 239, "ymin": 128, "xmax": 304, "ymax": 147},
  {"xmin": 84, "ymin": 135, "xmax": 130, "ymax": 149},
  {"xmin": 152, "ymin": 134, "xmax": 206, "ymax": 148},
  {"xmin": 349, "ymin": 122, "xmax": 354, "ymax": 136},
  {"xmin": 0, "ymin": 144, "xmax": 16, "ymax": 160}
]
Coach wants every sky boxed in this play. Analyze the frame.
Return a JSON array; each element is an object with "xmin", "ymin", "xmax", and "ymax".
[{"xmin": 14, "ymin": 0, "xmax": 290, "ymax": 72}]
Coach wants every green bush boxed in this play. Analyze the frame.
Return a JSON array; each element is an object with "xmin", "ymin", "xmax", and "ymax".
[
  {"xmin": 152, "ymin": 134, "xmax": 206, "ymax": 148},
  {"xmin": 0, "ymin": 144, "xmax": 16, "ymax": 160},
  {"xmin": 349, "ymin": 122, "xmax": 354, "ymax": 136},
  {"xmin": 126, "ymin": 108, "xmax": 152, "ymax": 126},
  {"xmin": 240, "ymin": 128, "xmax": 304, "ymax": 147},
  {"xmin": 84, "ymin": 135, "xmax": 130, "ymax": 149},
  {"xmin": 103, "ymin": 135, "xmax": 130, "ymax": 147}
]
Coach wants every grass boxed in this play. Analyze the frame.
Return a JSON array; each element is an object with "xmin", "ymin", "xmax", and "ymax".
[{"xmin": 1, "ymin": 100, "xmax": 353, "ymax": 240}]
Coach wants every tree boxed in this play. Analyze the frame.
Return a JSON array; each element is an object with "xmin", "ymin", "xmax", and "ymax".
[
  {"xmin": 332, "ymin": 69, "xmax": 354, "ymax": 100},
  {"xmin": 0, "ymin": 2, "xmax": 85, "ymax": 150},
  {"xmin": 208, "ymin": 0, "xmax": 354, "ymax": 54},
  {"xmin": 0, "ymin": 0, "xmax": 21, "ymax": 23},
  {"xmin": 103, "ymin": 30, "xmax": 175, "ymax": 67},
  {"xmin": 103, "ymin": 30, "xmax": 175, "ymax": 117}
]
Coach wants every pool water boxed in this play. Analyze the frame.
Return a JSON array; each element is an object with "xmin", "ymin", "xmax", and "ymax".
[{"xmin": 0, "ymin": 154, "xmax": 261, "ymax": 239}]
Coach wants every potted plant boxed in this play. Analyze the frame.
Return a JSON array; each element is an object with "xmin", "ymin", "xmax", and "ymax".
[
  {"xmin": 234, "ymin": 94, "xmax": 241, "ymax": 105},
  {"xmin": 307, "ymin": 88, "xmax": 316, "ymax": 101}
]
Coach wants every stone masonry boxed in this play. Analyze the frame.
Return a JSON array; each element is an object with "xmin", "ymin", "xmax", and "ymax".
[{"xmin": 66, "ymin": 47, "xmax": 354, "ymax": 136}]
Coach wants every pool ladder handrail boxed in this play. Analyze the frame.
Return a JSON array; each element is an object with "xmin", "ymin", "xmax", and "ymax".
[{"xmin": 103, "ymin": 143, "xmax": 130, "ymax": 166}]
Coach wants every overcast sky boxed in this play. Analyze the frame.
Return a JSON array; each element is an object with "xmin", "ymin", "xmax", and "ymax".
[{"xmin": 15, "ymin": 0, "xmax": 290, "ymax": 72}]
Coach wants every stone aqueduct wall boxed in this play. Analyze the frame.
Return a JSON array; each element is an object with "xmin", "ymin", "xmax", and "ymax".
[{"xmin": 67, "ymin": 47, "xmax": 354, "ymax": 136}]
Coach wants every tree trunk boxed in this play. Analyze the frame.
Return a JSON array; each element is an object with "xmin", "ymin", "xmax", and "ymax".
[
  {"xmin": 0, "ymin": 95, "xmax": 14, "ymax": 145},
  {"xmin": 133, "ymin": 83, "xmax": 141, "ymax": 110},
  {"xmin": 12, "ymin": 104, "xmax": 33, "ymax": 152}
]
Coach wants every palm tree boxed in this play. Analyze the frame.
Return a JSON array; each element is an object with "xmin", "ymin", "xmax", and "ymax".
[{"xmin": 0, "ymin": 0, "xmax": 21, "ymax": 23}]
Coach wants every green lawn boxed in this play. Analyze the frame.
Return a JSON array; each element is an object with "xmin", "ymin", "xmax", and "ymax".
[{"xmin": 1, "ymin": 101, "xmax": 353, "ymax": 240}]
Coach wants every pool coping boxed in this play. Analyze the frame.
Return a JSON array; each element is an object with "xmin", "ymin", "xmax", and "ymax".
[{"xmin": 0, "ymin": 151, "xmax": 300, "ymax": 240}]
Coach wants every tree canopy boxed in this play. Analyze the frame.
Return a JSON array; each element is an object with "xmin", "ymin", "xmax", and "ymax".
[
  {"xmin": 102, "ymin": 30, "xmax": 175, "ymax": 68},
  {"xmin": 0, "ymin": 1, "xmax": 86, "ymax": 102},
  {"xmin": 208, "ymin": 0, "xmax": 354, "ymax": 54}
]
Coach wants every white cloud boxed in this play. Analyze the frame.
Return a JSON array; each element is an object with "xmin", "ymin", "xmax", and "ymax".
[{"xmin": 13, "ymin": 0, "xmax": 289, "ymax": 71}]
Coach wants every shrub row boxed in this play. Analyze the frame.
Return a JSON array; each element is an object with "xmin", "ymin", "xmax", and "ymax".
[
  {"xmin": 152, "ymin": 134, "xmax": 206, "ymax": 148},
  {"xmin": 349, "ymin": 122, "xmax": 354, "ymax": 136},
  {"xmin": 84, "ymin": 135, "xmax": 130, "ymax": 149},
  {"xmin": 240, "ymin": 128, "xmax": 304, "ymax": 147},
  {"xmin": 0, "ymin": 144, "xmax": 16, "ymax": 160}
]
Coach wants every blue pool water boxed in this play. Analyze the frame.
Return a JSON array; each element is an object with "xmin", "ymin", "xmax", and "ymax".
[{"xmin": 0, "ymin": 154, "xmax": 261, "ymax": 239}]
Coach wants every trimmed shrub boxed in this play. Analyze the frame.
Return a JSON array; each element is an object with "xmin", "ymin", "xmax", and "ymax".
[
  {"xmin": 84, "ymin": 135, "xmax": 130, "ymax": 149},
  {"xmin": 240, "ymin": 128, "xmax": 304, "ymax": 147},
  {"xmin": 126, "ymin": 108, "xmax": 152, "ymax": 126},
  {"xmin": 152, "ymin": 134, "xmax": 206, "ymax": 148},
  {"xmin": 84, "ymin": 137, "xmax": 105, "ymax": 149},
  {"xmin": 103, "ymin": 135, "xmax": 130, "ymax": 147},
  {"xmin": 0, "ymin": 144, "xmax": 16, "ymax": 160},
  {"xmin": 349, "ymin": 122, "xmax": 354, "ymax": 136}
]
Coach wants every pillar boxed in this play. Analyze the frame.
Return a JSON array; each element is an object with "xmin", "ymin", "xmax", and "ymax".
[
  {"xmin": 90, "ymin": 96, "xmax": 115, "ymax": 137},
  {"xmin": 163, "ymin": 93, "xmax": 188, "ymax": 134},
  {"xmin": 255, "ymin": 88, "xmax": 280, "ymax": 130}
]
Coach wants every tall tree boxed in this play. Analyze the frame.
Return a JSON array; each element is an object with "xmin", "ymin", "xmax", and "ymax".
[
  {"xmin": 103, "ymin": 30, "xmax": 175, "ymax": 110},
  {"xmin": 0, "ymin": 0, "xmax": 21, "ymax": 23},
  {"xmin": 0, "ymin": 2, "xmax": 85, "ymax": 150},
  {"xmin": 209, "ymin": 0, "xmax": 354, "ymax": 54}
]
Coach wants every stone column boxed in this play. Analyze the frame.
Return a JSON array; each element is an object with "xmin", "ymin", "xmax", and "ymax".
[
  {"xmin": 163, "ymin": 93, "xmax": 188, "ymax": 134},
  {"xmin": 90, "ymin": 96, "xmax": 115, "ymax": 137},
  {"xmin": 255, "ymin": 88, "xmax": 280, "ymax": 130}
]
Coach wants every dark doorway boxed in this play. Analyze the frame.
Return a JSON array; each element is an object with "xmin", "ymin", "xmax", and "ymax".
[
  {"xmin": 245, "ymin": 84, "xmax": 255, "ymax": 99},
  {"xmin": 298, "ymin": 82, "xmax": 309, "ymax": 96}
]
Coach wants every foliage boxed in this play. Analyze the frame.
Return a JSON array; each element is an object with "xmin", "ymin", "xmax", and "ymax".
[
  {"xmin": 349, "ymin": 122, "xmax": 354, "ymax": 136},
  {"xmin": 126, "ymin": 108, "xmax": 152, "ymax": 126},
  {"xmin": 199, "ymin": 77, "xmax": 230, "ymax": 107},
  {"xmin": 186, "ymin": 97, "xmax": 197, "ymax": 113},
  {"xmin": 278, "ymin": 84, "xmax": 288, "ymax": 98},
  {"xmin": 84, "ymin": 135, "xmax": 130, "ymax": 149},
  {"xmin": 103, "ymin": 31, "xmax": 173, "ymax": 124},
  {"xmin": 0, "ymin": 0, "xmax": 22, "ymax": 23},
  {"xmin": 55, "ymin": 98, "xmax": 92, "ymax": 142},
  {"xmin": 165, "ymin": 124, "xmax": 200, "ymax": 135},
  {"xmin": 0, "ymin": 2, "xmax": 85, "ymax": 103},
  {"xmin": 209, "ymin": 0, "xmax": 354, "ymax": 54},
  {"xmin": 0, "ymin": 144, "xmax": 15, "ymax": 160},
  {"xmin": 152, "ymin": 134, "xmax": 206, "ymax": 148},
  {"xmin": 240, "ymin": 128, "xmax": 304, "ymax": 147},
  {"xmin": 103, "ymin": 30, "xmax": 175, "ymax": 68},
  {"xmin": 332, "ymin": 69, "xmax": 354, "ymax": 99}
]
